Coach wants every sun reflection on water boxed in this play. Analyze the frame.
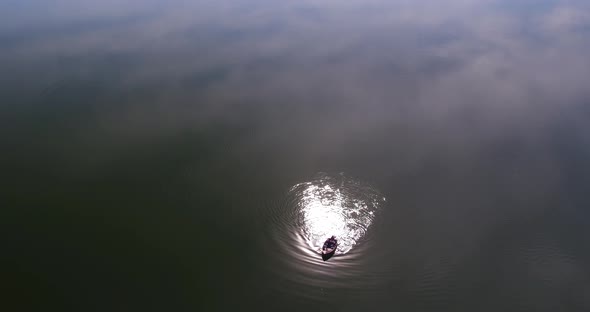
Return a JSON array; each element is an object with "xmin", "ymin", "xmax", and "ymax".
[{"xmin": 291, "ymin": 174, "xmax": 384, "ymax": 255}]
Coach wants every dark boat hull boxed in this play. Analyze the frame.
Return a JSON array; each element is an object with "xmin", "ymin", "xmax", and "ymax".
[
  {"xmin": 321, "ymin": 237, "xmax": 338, "ymax": 261},
  {"xmin": 321, "ymin": 248, "xmax": 336, "ymax": 261}
]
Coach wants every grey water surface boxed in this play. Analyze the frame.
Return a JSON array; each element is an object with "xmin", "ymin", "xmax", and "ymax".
[{"xmin": 3, "ymin": 0, "xmax": 590, "ymax": 311}]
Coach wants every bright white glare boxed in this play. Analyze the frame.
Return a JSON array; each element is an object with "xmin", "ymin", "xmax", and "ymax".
[{"xmin": 293, "ymin": 175, "xmax": 382, "ymax": 255}]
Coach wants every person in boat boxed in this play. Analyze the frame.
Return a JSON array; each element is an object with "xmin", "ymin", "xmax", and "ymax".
[{"xmin": 324, "ymin": 236, "xmax": 337, "ymax": 249}]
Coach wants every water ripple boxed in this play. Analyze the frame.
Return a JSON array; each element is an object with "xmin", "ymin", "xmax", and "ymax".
[{"xmin": 259, "ymin": 173, "xmax": 385, "ymax": 301}]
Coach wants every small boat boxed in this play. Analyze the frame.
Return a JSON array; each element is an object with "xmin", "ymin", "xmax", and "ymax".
[{"xmin": 321, "ymin": 236, "xmax": 338, "ymax": 261}]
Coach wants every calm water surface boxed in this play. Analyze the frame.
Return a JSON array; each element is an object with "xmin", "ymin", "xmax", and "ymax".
[{"xmin": 3, "ymin": 0, "xmax": 590, "ymax": 311}]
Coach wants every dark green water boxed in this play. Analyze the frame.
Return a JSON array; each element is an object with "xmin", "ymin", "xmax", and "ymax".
[{"xmin": 3, "ymin": 1, "xmax": 590, "ymax": 311}]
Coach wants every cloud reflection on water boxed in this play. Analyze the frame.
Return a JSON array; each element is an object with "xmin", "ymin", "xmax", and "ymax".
[
  {"xmin": 3, "ymin": 1, "xmax": 590, "ymax": 199},
  {"xmin": 2, "ymin": 1, "xmax": 590, "ymax": 310},
  {"xmin": 4, "ymin": 1, "xmax": 589, "ymax": 140}
]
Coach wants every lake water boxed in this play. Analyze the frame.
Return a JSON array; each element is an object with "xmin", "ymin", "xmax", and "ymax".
[{"xmin": 3, "ymin": 0, "xmax": 590, "ymax": 311}]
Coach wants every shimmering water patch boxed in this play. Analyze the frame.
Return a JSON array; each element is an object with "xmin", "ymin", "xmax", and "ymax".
[{"xmin": 290, "ymin": 173, "xmax": 385, "ymax": 255}]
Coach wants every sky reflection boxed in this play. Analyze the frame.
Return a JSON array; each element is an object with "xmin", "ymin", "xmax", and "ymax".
[{"xmin": 3, "ymin": 1, "xmax": 590, "ymax": 311}]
